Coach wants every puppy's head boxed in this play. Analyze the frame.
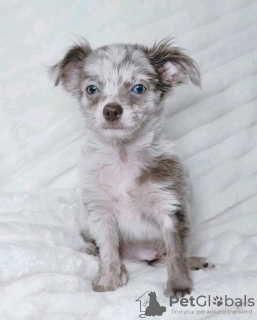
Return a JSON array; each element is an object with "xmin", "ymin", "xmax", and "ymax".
[{"xmin": 49, "ymin": 38, "xmax": 200, "ymax": 142}]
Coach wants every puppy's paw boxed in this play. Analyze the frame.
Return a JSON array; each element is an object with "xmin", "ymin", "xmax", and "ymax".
[
  {"xmin": 92, "ymin": 263, "xmax": 129, "ymax": 292},
  {"xmin": 80, "ymin": 231, "xmax": 99, "ymax": 256},
  {"xmin": 164, "ymin": 278, "xmax": 192, "ymax": 297},
  {"xmin": 188, "ymin": 256, "xmax": 215, "ymax": 270},
  {"xmin": 84, "ymin": 242, "xmax": 99, "ymax": 256}
]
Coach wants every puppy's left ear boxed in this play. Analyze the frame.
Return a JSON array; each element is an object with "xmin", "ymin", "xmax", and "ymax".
[
  {"xmin": 146, "ymin": 39, "xmax": 201, "ymax": 92},
  {"xmin": 48, "ymin": 38, "xmax": 92, "ymax": 96}
]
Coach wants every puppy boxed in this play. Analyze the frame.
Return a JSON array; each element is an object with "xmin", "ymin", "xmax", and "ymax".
[{"xmin": 50, "ymin": 38, "xmax": 213, "ymax": 297}]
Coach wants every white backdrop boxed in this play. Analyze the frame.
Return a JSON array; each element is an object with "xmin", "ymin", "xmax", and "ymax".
[{"xmin": 0, "ymin": 1, "xmax": 257, "ymax": 319}]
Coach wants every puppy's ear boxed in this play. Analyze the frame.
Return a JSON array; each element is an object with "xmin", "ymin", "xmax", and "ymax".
[
  {"xmin": 48, "ymin": 39, "xmax": 92, "ymax": 96},
  {"xmin": 146, "ymin": 39, "xmax": 201, "ymax": 93}
]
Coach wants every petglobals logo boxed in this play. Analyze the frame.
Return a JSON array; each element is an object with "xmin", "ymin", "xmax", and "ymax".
[
  {"xmin": 136, "ymin": 292, "xmax": 255, "ymax": 317},
  {"xmin": 136, "ymin": 291, "xmax": 166, "ymax": 318},
  {"xmin": 170, "ymin": 295, "xmax": 255, "ymax": 308}
]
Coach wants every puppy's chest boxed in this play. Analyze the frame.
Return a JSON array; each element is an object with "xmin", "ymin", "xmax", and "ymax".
[{"xmin": 97, "ymin": 150, "xmax": 145, "ymax": 216}]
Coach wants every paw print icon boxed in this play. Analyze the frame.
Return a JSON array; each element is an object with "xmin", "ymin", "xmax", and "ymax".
[{"xmin": 213, "ymin": 296, "xmax": 223, "ymax": 307}]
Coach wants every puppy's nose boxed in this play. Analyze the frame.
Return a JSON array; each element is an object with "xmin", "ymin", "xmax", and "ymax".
[{"xmin": 103, "ymin": 103, "xmax": 123, "ymax": 121}]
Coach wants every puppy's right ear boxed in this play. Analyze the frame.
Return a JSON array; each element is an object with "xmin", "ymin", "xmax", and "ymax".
[
  {"xmin": 48, "ymin": 39, "xmax": 92, "ymax": 96},
  {"xmin": 146, "ymin": 38, "xmax": 201, "ymax": 94}
]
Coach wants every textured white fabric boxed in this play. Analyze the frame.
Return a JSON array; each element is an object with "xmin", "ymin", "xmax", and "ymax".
[{"xmin": 0, "ymin": 0, "xmax": 257, "ymax": 319}]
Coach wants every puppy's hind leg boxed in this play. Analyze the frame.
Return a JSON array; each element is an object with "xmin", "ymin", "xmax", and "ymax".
[
  {"xmin": 149, "ymin": 256, "xmax": 215, "ymax": 270},
  {"xmin": 148, "ymin": 255, "xmax": 166, "ymax": 268},
  {"xmin": 188, "ymin": 256, "xmax": 215, "ymax": 270},
  {"xmin": 80, "ymin": 229, "xmax": 99, "ymax": 256}
]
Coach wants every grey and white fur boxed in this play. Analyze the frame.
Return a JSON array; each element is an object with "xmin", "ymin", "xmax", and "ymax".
[{"xmin": 49, "ymin": 38, "xmax": 214, "ymax": 297}]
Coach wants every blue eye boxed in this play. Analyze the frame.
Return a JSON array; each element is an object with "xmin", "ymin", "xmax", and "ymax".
[
  {"xmin": 86, "ymin": 85, "xmax": 99, "ymax": 94},
  {"xmin": 132, "ymin": 84, "xmax": 146, "ymax": 94}
]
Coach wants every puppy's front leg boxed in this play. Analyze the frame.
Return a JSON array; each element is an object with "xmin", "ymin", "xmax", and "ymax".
[
  {"xmin": 89, "ymin": 211, "xmax": 128, "ymax": 292},
  {"xmin": 162, "ymin": 214, "xmax": 192, "ymax": 297}
]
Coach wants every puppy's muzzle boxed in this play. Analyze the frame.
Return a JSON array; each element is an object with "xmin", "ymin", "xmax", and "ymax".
[{"xmin": 103, "ymin": 103, "xmax": 123, "ymax": 121}]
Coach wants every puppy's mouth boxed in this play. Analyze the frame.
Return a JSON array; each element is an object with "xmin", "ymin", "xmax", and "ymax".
[{"xmin": 101, "ymin": 120, "xmax": 126, "ymax": 130}]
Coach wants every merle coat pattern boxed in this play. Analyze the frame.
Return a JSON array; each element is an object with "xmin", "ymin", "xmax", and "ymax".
[{"xmin": 50, "ymin": 38, "xmax": 214, "ymax": 297}]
